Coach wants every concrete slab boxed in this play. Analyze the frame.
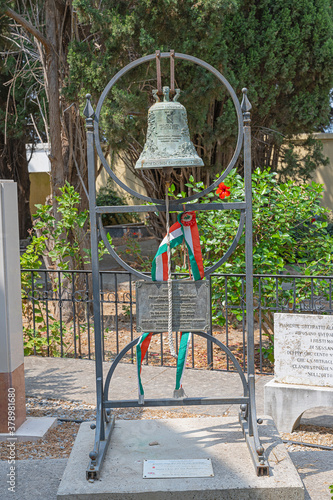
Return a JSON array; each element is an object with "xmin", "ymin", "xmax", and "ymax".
[
  {"xmin": 24, "ymin": 357, "xmax": 333, "ymax": 427},
  {"xmin": 264, "ymin": 379, "xmax": 333, "ymax": 433},
  {"xmin": 57, "ymin": 417, "xmax": 304, "ymax": 500},
  {"xmin": 0, "ymin": 417, "xmax": 57, "ymax": 442}
]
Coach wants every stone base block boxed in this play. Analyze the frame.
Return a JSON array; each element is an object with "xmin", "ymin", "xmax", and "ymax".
[
  {"xmin": 0, "ymin": 363, "xmax": 26, "ymax": 433},
  {"xmin": 57, "ymin": 417, "xmax": 304, "ymax": 500},
  {"xmin": 0, "ymin": 417, "xmax": 57, "ymax": 442},
  {"xmin": 264, "ymin": 379, "xmax": 333, "ymax": 433}
]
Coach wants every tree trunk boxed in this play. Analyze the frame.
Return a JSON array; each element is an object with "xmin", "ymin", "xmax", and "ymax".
[{"xmin": 45, "ymin": 0, "xmax": 65, "ymax": 204}]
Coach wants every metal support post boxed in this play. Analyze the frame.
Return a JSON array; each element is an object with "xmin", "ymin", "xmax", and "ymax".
[
  {"xmin": 241, "ymin": 88, "xmax": 269, "ymax": 474},
  {"xmin": 242, "ymin": 88, "xmax": 254, "ymax": 433},
  {"xmin": 84, "ymin": 95, "xmax": 115, "ymax": 478}
]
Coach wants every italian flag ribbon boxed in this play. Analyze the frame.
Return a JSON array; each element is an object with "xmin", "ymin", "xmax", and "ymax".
[
  {"xmin": 151, "ymin": 211, "xmax": 204, "ymax": 282},
  {"xmin": 136, "ymin": 332, "xmax": 153, "ymax": 404},
  {"xmin": 136, "ymin": 211, "xmax": 204, "ymax": 403},
  {"xmin": 175, "ymin": 332, "xmax": 192, "ymax": 394}
]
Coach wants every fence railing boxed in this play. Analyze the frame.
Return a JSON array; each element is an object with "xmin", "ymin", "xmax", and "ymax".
[{"xmin": 21, "ymin": 269, "xmax": 333, "ymax": 374}]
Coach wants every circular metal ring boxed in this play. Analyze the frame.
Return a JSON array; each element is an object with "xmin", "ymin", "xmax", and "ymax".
[{"xmin": 94, "ymin": 52, "xmax": 243, "ymax": 205}]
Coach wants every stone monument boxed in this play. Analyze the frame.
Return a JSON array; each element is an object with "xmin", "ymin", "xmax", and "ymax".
[
  {"xmin": 265, "ymin": 312, "xmax": 333, "ymax": 432},
  {"xmin": 0, "ymin": 180, "xmax": 26, "ymax": 433},
  {"xmin": 0, "ymin": 180, "xmax": 57, "ymax": 442}
]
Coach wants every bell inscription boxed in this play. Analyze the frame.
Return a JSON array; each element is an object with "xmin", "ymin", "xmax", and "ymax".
[{"xmin": 136, "ymin": 281, "xmax": 209, "ymax": 332}]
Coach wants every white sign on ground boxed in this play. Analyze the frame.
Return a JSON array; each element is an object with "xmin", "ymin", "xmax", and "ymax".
[
  {"xmin": 274, "ymin": 313, "xmax": 333, "ymax": 387},
  {"xmin": 143, "ymin": 459, "xmax": 214, "ymax": 478}
]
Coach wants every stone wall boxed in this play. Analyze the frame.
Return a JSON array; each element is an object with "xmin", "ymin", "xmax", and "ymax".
[{"xmin": 311, "ymin": 133, "xmax": 333, "ymax": 212}]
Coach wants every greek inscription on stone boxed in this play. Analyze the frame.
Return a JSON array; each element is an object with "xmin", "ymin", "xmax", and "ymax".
[
  {"xmin": 274, "ymin": 313, "xmax": 333, "ymax": 387},
  {"xmin": 136, "ymin": 281, "xmax": 209, "ymax": 333}
]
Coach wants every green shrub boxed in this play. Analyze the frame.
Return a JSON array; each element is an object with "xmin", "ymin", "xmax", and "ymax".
[
  {"xmin": 170, "ymin": 169, "xmax": 333, "ymax": 360},
  {"xmin": 172, "ymin": 168, "xmax": 333, "ymax": 278},
  {"xmin": 196, "ymin": 169, "xmax": 333, "ymax": 277},
  {"xmin": 96, "ymin": 179, "xmax": 139, "ymax": 226},
  {"xmin": 21, "ymin": 182, "xmax": 110, "ymax": 356}
]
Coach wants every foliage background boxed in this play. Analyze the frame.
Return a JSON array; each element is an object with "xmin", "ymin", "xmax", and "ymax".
[
  {"xmin": 62, "ymin": 0, "xmax": 333, "ymax": 235},
  {"xmin": 1, "ymin": 0, "xmax": 333, "ymax": 240}
]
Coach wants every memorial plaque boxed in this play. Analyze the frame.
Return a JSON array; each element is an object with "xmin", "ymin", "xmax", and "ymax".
[
  {"xmin": 136, "ymin": 281, "xmax": 209, "ymax": 332},
  {"xmin": 143, "ymin": 459, "xmax": 214, "ymax": 478},
  {"xmin": 275, "ymin": 313, "xmax": 333, "ymax": 387}
]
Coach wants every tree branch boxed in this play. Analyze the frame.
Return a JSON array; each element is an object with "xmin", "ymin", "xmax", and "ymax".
[{"xmin": 4, "ymin": 7, "xmax": 52, "ymax": 55}]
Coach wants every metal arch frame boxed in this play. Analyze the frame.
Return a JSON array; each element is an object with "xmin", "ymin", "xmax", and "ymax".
[
  {"xmin": 103, "ymin": 332, "xmax": 249, "ymax": 401},
  {"xmin": 93, "ymin": 52, "xmax": 244, "ymax": 205},
  {"xmin": 97, "ymin": 209, "xmax": 246, "ymax": 280},
  {"xmin": 84, "ymin": 51, "xmax": 269, "ymax": 481}
]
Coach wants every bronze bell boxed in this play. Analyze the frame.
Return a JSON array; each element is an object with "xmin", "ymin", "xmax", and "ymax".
[{"xmin": 135, "ymin": 86, "xmax": 204, "ymax": 170}]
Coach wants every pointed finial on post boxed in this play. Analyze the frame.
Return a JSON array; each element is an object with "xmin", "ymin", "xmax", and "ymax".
[
  {"xmin": 241, "ymin": 88, "xmax": 252, "ymax": 125},
  {"xmin": 83, "ymin": 94, "xmax": 95, "ymax": 120}
]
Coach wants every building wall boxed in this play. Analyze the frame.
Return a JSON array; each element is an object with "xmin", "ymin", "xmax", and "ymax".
[
  {"xmin": 27, "ymin": 143, "xmax": 52, "ymax": 215},
  {"xmin": 96, "ymin": 152, "xmax": 147, "ymax": 202},
  {"xmin": 28, "ymin": 154, "xmax": 147, "ymax": 216},
  {"xmin": 29, "ymin": 173, "xmax": 51, "ymax": 214},
  {"xmin": 311, "ymin": 133, "xmax": 333, "ymax": 212}
]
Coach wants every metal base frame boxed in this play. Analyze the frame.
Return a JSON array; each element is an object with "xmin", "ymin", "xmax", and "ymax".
[
  {"xmin": 85, "ymin": 332, "xmax": 269, "ymax": 479},
  {"xmin": 240, "ymin": 411, "xmax": 269, "ymax": 477},
  {"xmin": 86, "ymin": 415, "xmax": 115, "ymax": 480},
  {"xmin": 84, "ymin": 51, "xmax": 270, "ymax": 482}
]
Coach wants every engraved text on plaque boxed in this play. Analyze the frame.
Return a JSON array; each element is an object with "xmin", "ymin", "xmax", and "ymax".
[{"xmin": 136, "ymin": 281, "xmax": 209, "ymax": 332}]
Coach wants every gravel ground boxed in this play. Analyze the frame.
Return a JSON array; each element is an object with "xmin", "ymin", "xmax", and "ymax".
[
  {"xmin": 0, "ymin": 396, "xmax": 332, "ymax": 461},
  {"xmin": 282, "ymin": 425, "xmax": 333, "ymax": 452}
]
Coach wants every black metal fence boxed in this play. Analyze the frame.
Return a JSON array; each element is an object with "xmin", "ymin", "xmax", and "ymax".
[{"xmin": 21, "ymin": 269, "xmax": 333, "ymax": 374}]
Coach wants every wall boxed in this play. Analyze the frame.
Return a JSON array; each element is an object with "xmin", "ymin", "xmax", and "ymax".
[
  {"xmin": 28, "ymin": 133, "xmax": 333, "ymax": 215},
  {"xmin": 28, "ymin": 153, "xmax": 147, "ymax": 216},
  {"xmin": 311, "ymin": 133, "xmax": 333, "ymax": 212},
  {"xmin": 29, "ymin": 172, "xmax": 51, "ymax": 213},
  {"xmin": 27, "ymin": 143, "xmax": 51, "ymax": 215},
  {"xmin": 96, "ymin": 152, "xmax": 147, "ymax": 202}
]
